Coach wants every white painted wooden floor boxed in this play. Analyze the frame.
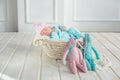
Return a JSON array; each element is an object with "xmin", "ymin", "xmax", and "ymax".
[{"xmin": 0, "ymin": 32, "xmax": 120, "ymax": 80}]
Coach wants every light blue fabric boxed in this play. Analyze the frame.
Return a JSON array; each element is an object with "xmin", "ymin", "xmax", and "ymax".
[
  {"xmin": 83, "ymin": 33, "xmax": 100, "ymax": 71},
  {"xmin": 60, "ymin": 31, "xmax": 70, "ymax": 42},
  {"xmin": 50, "ymin": 32, "xmax": 59, "ymax": 39},
  {"xmin": 50, "ymin": 26, "xmax": 85, "ymax": 42},
  {"xmin": 67, "ymin": 28, "xmax": 85, "ymax": 40},
  {"xmin": 58, "ymin": 25, "xmax": 70, "ymax": 42},
  {"xmin": 50, "ymin": 26, "xmax": 59, "ymax": 40}
]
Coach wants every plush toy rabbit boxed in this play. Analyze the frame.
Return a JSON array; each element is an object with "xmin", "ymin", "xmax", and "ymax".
[
  {"xmin": 83, "ymin": 33, "xmax": 100, "ymax": 71},
  {"xmin": 62, "ymin": 37, "xmax": 87, "ymax": 74}
]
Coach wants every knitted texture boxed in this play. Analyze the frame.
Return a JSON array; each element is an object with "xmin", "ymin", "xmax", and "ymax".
[{"xmin": 33, "ymin": 38, "xmax": 67, "ymax": 59}]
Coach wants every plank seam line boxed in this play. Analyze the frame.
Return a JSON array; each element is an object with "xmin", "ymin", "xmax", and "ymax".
[
  {"xmin": 110, "ymin": 67, "xmax": 120, "ymax": 79},
  {"xmin": 95, "ymin": 71, "xmax": 102, "ymax": 80},
  {"xmin": 0, "ymin": 33, "xmax": 25, "ymax": 80},
  {"xmin": 91, "ymin": 33, "xmax": 120, "ymax": 62},
  {"xmin": 77, "ymin": 71, "xmax": 81, "ymax": 80},
  {"xmin": 38, "ymin": 47, "xmax": 43, "ymax": 80},
  {"xmin": 17, "ymin": 41, "xmax": 33, "ymax": 80},
  {"xmin": 110, "ymin": 33, "xmax": 120, "ymax": 41},
  {"xmin": 0, "ymin": 33, "xmax": 3, "ymax": 40},
  {"xmin": 40, "ymin": 48, "xmax": 43, "ymax": 80},
  {"xmin": 0, "ymin": 33, "xmax": 16, "ymax": 55},
  {"xmin": 100, "ymin": 33, "xmax": 120, "ymax": 52},
  {"xmin": 99, "ymin": 33, "xmax": 120, "ymax": 79},
  {"xmin": 91, "ymin": 33, "xmax": 120, "ymax": 79},
  {"xmin": 98, "ymin": 33, "xmax": 120, "ymax": 62},
  {"xmin": 57, "ymin": 60, "xmax": 62, "ymax": 80}
]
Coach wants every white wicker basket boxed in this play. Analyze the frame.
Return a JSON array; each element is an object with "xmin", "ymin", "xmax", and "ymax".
[{"xmin": 33, "ymin": 38, "xmax": 67, "ymax": 59}]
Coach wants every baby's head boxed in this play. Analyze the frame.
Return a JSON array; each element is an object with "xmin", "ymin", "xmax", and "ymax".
[
  {"xmin": 59, "ymin": 26, "xmax": 67, "ymax": 31},
  {"xmin": 61, "ymin": 26, "xmax": 66, "ymax": 31},
  {"xmin": 34, "ymin": 23, "xmax": 52, "ymax": 36}
]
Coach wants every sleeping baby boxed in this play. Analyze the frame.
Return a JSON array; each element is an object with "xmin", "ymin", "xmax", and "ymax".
[{"xmin": 34, "ymin": 22, "xmax": 84, "ymax": 42}]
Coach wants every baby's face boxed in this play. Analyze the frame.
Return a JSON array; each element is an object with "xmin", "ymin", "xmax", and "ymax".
[
  {"xmin": 61, "ymin": 26, "xmax": 66, "ymax": 31},
  {"xmin": 40, "ymin": 26, "xmax": 52, "ymax": 36}
]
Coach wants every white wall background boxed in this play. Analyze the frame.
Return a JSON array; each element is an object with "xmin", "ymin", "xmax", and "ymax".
[
  {"xmin": 0, "ymin": 0, "xmax": 120, "ymax": 32},
  {"xmin": 64, "ymin": 0, "xmax": 120, "ymax": 31},
  {"xmin": 18, "ymin": 0, "xmax": 64, "ymax": 32}
]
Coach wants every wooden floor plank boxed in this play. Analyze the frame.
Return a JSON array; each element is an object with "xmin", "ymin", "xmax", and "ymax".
[
  {"xmin": 0, "ymin": 33, "xmax": 24, "ymax": 70},
  {"xmin": 41, "ymin": 54, "xmax": 60, "ymax": 80},
  {"xmin": 110, "ymin": 33, "xmax": 120, "ymax": 40},
  {"xmin": 100, "ymin": 33, "xmax": 120, "ymax": 57},
  {"xmin": 0, "ymin": 32, "xmax": 120, "ymax": 80},
  {"xmin": 0, "ymin": 33, "xmax": 16, "ymax": 54},
  {"xmin": 0, "ymin": 33, "xmax": 24, "ymax": 80},
  {"xmin": 101, "ymin": 33, "xmax": 120, "ymax": 52},
  {"xmin": 20, "ymin": 45, "xmax": 42, "ymax": 80},
  {"xmin": 79, "ymin": 71, "xmax": 100, "ymax": 80},
  {"xmin": 57, "ymin": 60, "xmax": 80, "ymax": 80},
  {"xmin": 0, "ymin": 32, "xmax": 16, "ymax": 42},
  {"xmin": 96, "ymin": 68, "xmax": 119, "ymax": 80},
  {"xmin": 102, "ymin": 33, "xmax": 120, "ymax": 49},
  {"xmin": 0, "ymin": 33, "xmax": 34, "ymax": 80},
  {"xmin": 91, "ymin": 33, "xmax": 120, "ymax": 80},
  {"xmin": 0, "ymin": 33, "xmax": 3, "ymax": 40},
  {"xmin": 92, "ymin": 33, "xmax": 120, "ymax": 61}
]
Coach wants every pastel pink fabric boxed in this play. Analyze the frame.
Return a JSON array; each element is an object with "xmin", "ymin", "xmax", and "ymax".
[
  {"xmin": 34, "ymin": 22, "xmax": 48, "ymax": 34},
  {"xmin": 62, "ymin": 37, "xmax": 87, "ymax": 74}
]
